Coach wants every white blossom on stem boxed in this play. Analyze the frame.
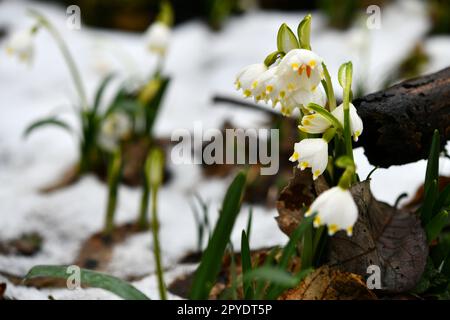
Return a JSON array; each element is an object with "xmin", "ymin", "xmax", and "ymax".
[
  {"xmin": 289, "ymin": 138, "xmax": 328, "ymax": 179},
  {"xmin": 305, "ymin": 186, "xmax": 358, "ymax": 236}
]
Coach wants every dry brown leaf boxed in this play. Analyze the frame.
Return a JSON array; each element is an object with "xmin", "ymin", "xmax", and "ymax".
[
  {"xmin": 276, "ymin": 169, "xmax": 428, "ymax": 294},
  {"xmin": 276, "ymin": 167, "xmax": 328, "ymax": 235},
  {"xmin": 74, "ymin": 222, "xmax": 147, "ymax": 272},
  {"xmin": 279, "ymin": 265, "xmax": 377, "ymax": 300},
  {"xmin": 328, "ymin": 181, "xmax": 428, "ymax": 293}
]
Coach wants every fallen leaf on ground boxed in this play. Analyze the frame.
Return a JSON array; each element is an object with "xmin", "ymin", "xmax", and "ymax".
[
  {"xmin": 279, "ymin": 265, "xmax": 377, "ymax": 300},
  {"xmin": 328, "ymin": 181, "xmax": 428, "ymax": 293}
]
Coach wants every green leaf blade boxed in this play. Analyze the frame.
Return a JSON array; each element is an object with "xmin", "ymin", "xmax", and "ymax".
[
  {"xmin": 297, "ymin": 14, "xmax": 312, "ymax": 50},
  {"xmin": 277, "ymin": 23, "xmax": 299, "ymax": 53},
  {"xmin": 25, "ymin": 265, "xmax": 150, "ymax": 300},
  {"xmin": 241, "ymin": 230, "xmax": 253, "ymax": 299},
  {"xmin": 425, "ymin": 210, "xmax": 449, "ymax": 244},
  {"xmin": 189, "ymin": 172, "xmax": 247, "ymax": 300},
  {"xmin": 424, "ymin": 130, "xmax": 440, "ymax": 195},
  {"xmin": 93, "ymin": 73, "xmax": 116, "ymax": 114},
  {"xmin": 23, "ymin": 118, "xmax": 72, "ymax": 139}
]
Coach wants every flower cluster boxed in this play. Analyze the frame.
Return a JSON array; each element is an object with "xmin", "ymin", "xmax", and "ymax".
[
  {"xmin": 235, "ymin": 16, "xmax": 364, "ymax": 236},
  {"xmin": 235, "ymin": 49, "xmax": 326, "ymax": 116}
]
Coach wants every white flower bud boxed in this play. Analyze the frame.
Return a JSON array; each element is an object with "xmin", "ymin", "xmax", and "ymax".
[{"xmin": 145, "ymin": 21, "xmax": 171, "ymax": 56}]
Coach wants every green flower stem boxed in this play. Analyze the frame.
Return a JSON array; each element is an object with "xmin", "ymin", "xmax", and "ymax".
[
  {"xmin": 28, "ymin": 9, "xmax": 88, "ymax": 110},
  {"xmin": 151, "ymin": 184, "xmax": 167, "ymax": 300},
  {"xmin": 321, "ymin": 63, "xmax": 336, "ymax": 111},
  {"xmin": 147, "ymin": 148, "xmax": 166, "ymax": 300},
  {"xmin": 137, "ymin": 178, "xmax": 150, "ymax": 229},
  {"xmin": 337, "ymin": 166, "xmax": 355, "ymax": 190},
  {"xmin": 342, "ymin": 63, "xmax": 354, "ymax": 162},
  {"xmin": 312, "ymin": 225, "xmax": 326, "ymax": 266},
  {"xmin": 104, "ymin": 151, "xmax": 122, "ymax": 236},
  {"xmin": 301, "ymin": 224, "xmax": 313, "ymax": 270}
]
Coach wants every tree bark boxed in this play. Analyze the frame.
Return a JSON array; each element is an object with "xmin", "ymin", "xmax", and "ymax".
[{"xmin": 354, "ymin": 67, "xmax": 450, "ymax": 167}]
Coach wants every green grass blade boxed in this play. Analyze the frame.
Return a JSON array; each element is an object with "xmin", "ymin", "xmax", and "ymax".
[
  {"xmin": 244, "ymin": 266, "xmax": 299, "ymax": 288},
  {"xmin": 241, "ymin": 230, "xmax": 253, "ymax": 299},
  {"xmin": 430, "ymin": 233, "xmax": 450, "ymax": 268},
  {"xmin": 245, "ymin": 266, "xmax": 313, "ymax": 299},
  {"xmin": 23, "ymin": 118, "xmax": 72, "ymax": 139},
  {"xmin": 434, "ymin": 184, "xmax": 450, "ymax": 214},
  {"xmin": 421, "ymin": 179, "xmax": 438, "ymax": 225},
  {"xmin": 265, "ymin": 216, "xmax": 313, "ymax": 299},
  {"xmin": 144, "ymin": 77, "xmax": 170, "ymax": 135},
  {"xmin": 267, "ymin": 268, "xmax": 313, "ymax": 300},
  {"xmin": 189, "ymin": 172, "xmax": 246, "ymax": 300},
  {"xmin": 254, "ymin": 247, "xmax": 279, "ymax": 300},
  {"xmin": 229, "ymin": 249, "xmax": 238, "ymax": 300},
  {"xmin": 301, "ymin": 225, "xmax": 313, "ymax": 270},
  {"xmin": 25, "ymin": 265, "xmax": 149, "ymax": 300},
  {"xmin": 425, "ymin": 210, "xmax": 449, "ymax": 244},
  {"xmin": 279, "ymin": 216, "xmax": 314, "ymax": 269},
  {"xmin": 93, "ymin": 73, "xmax": 116, "ymax": 114},
  {"xmin": 246, "ymin": 208, "xmax": 253, "ymax": 242},
  {"xmin": 424, "ymin": 130, "xmax": 440, "ymax": 194}
]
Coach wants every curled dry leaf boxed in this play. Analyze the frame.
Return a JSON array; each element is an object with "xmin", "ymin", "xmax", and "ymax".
[
  {"xmin": 279, "ymin": 265, "xmax": 377, "ymax": 300},
  {"xmin": 276, "ymin": 167, "xmax": 328, "ymax": 235},
  {"xmin": 328, "ymin": 181, "xmax": 428, "ymax": 293}
]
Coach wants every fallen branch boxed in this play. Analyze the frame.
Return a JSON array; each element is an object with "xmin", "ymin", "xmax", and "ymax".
[
  {"xmin": 212, "ymin": 67, "xmax": 450, "ymax": 167},
  {"xmin": 354, "ymin": 67, "xmax": 450, "ymax": 167}
]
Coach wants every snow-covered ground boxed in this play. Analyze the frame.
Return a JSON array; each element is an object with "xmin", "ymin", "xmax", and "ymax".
[{"xmin": 0, "ymin": 0, "xmax": 449, "ymax": 299}]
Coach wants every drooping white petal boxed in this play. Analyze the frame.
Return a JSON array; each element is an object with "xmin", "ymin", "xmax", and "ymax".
[
  {"xmin": 145, "ymin": 22, "xmax": 171, "ymax": 56},
  {"xmin": 291, "ymin": 87, "xmax": 326, "ymax": 107},
  {"xmin": 289, "ymin": 138, "xmax": 328, "ymax": 179},
  {"xmin": 331, "ymin": 103, "xmax": 364, "ymax": 141},
  {"xmin": 6, "ymin": 29, "xmax": 35, "ymax": 64},
  {"xmin": 252, "ymin": 66, "xmax": 278, "ymax": 102},
  {"xmin": 235, "ymin": 63, "xmax": 268, "ymax": 97},
  {"xmin": 306, "ymin": 186, "xmax": 358, "ymax": 236}
]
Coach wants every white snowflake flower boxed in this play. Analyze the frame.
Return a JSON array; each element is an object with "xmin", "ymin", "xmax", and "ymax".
[
  {"xmin": 305, "ymin": 186, "xmax": 358, "ymax": 237},
  {"xmin": 331, "ymin": 103, "xmax": 364, "ymax": 141},
  {"xmin": 276, "ymin": 49, "xmax": 324, "ymax": 92},
  {"xmin": 289, "ymin": 138, "xmax": 328, "ymax": 179},
  {"xmin": 235, "ymin": 63, "xmax": 268, "ymax": 98}
]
